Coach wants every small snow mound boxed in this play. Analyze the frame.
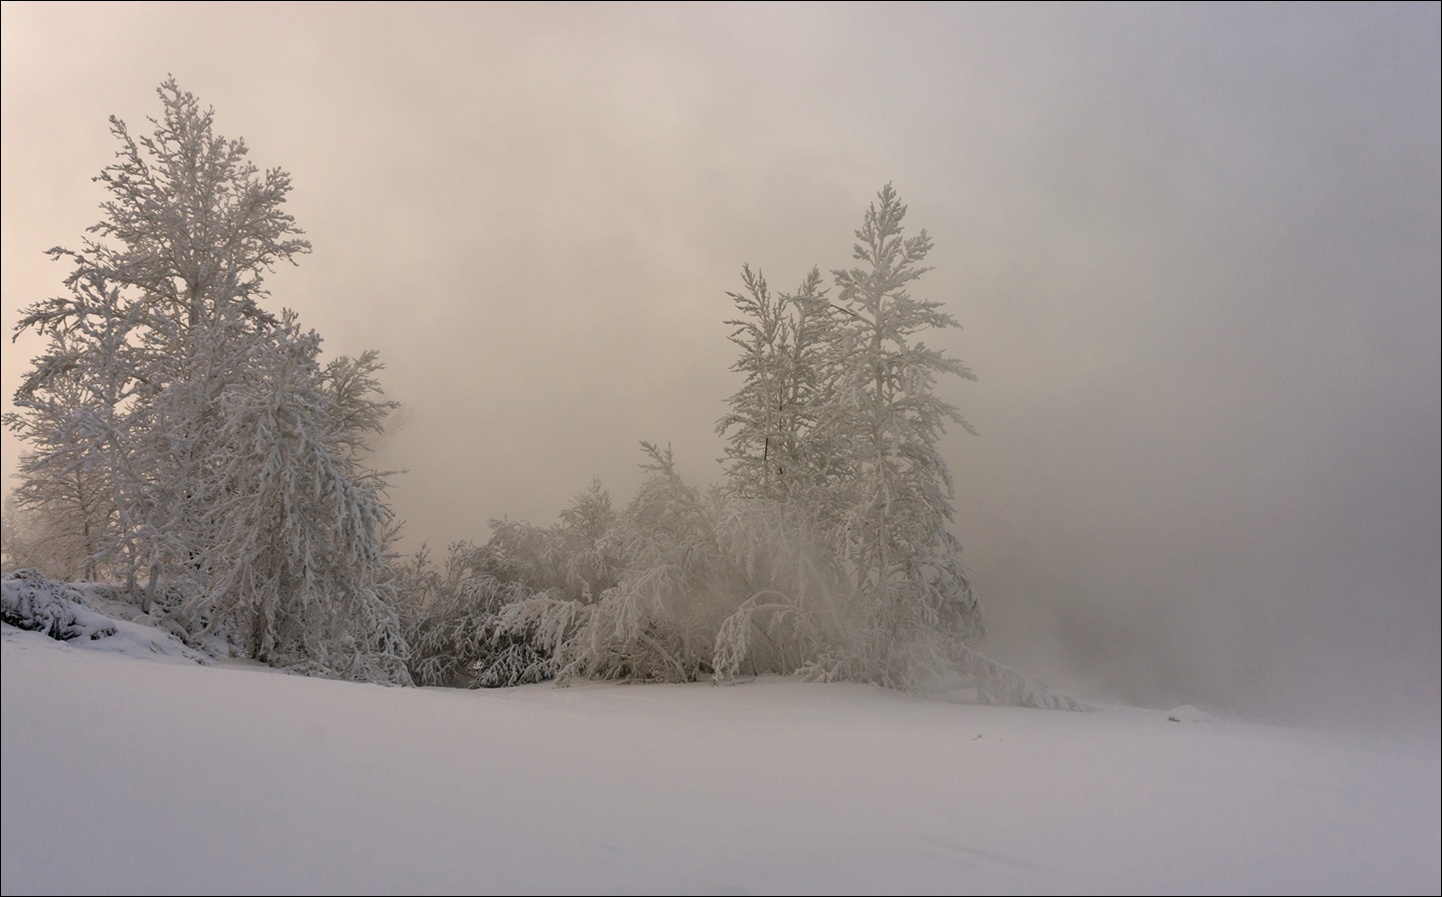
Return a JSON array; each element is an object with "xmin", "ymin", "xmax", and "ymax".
[
  {"xmin": 1167, "ymin": 704, "xmax": 1214, "ymax": 723},
  {"xmin": 84, "ymin": 617, "xmax": 215, "ymax": 666}
]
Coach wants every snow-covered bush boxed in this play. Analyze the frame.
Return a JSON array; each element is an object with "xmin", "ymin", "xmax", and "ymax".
[
  {"xmin": 1, "ymin": 570, "xmax": 116, "ymax": 642},
  {"xmin": 401, "ymin": 541, "xmax": 541, "ymax": 687},
  {"xmin": 488, "ymin": 445, "xmax": 741, "ymax": 685},
  {"xmin": 403, "ymin": 480, "xmax": 627, "ymax": 688},
  {"xmin": 467, "ymin": 446, "xmax": 1082, "ymax": 709}
]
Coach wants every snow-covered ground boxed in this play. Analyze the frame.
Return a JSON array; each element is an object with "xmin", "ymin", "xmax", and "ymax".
[{"xmin": 2, "ymin": 619, "xmax": 1437, "ymax": 895}]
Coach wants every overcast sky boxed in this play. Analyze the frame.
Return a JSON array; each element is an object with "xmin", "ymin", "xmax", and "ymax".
[{"xmin": 3, "ymin": 2, "xmax": 1438, "ymax": 726}]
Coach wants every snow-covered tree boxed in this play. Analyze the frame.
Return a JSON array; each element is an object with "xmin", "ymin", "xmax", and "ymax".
[
  {"xmin": 716, "ymin": 266, "xmax": 835, "ymax": 505},
  {"xmin": 461, "ymin": 186, "xmax": 1079, "ymax": 707},
  {"xmin": 60, "ymin": 77, "xmax": 309, "ymax": 334},
  {"xmin": 428, "ymin": 184, "xmax": 1080, "ymax": 707},
  {"xmin": 822, "ymin": 184, "xmax": 984, "ymax": 660},
  {"xmin": 197, "ymin": 317, "xmax": 409, "ymax": 684},
  {"xmin": 11, "ymin": 77, "xmax": 311, "ymax": 601},
  {"xmin": 0, "ymin": 497, "xmax": 79, "ymax": 577},
  {"xmin": 8, "ymin": 79, "xmax": 409, "ymax": 681},
  {"xmin": 4, "ymin": 369, "xmax": 116, "ymax": 581},
  {"xmin": 714, "ymin": 187, "xmax": 984, "ymax": 680},
  {"xmin": 707, "ymin": 186, "xmax": 1087, "ymax": 707},
  {"xmin": 7, "ymin": 273, "xmax": 169, "ymax": 594}
]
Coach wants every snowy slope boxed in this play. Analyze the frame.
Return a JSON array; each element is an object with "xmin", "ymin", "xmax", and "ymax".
[{"xmin": 2, "ymin": 623, "xmax": 1437, "ymax": 895}]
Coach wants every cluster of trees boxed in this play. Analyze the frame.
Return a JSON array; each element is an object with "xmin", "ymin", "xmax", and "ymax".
[
  {"xmin": 400, "ymin": 188, "xmax": 1077, "ymax": 707},
  {"xmin": 5, "ymin": 81, "xmax": 1077, "ymax": 708}
]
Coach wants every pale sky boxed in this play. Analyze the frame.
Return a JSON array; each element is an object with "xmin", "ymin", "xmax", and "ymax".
[{"xmin": 3, "ymin": 2, "xmax": 1438, "ymax": 725}]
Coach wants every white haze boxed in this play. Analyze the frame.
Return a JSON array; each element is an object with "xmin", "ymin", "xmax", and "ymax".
[{"xmin": 2, "ymin": 5, "xmax": 1438, "ymax": 728}]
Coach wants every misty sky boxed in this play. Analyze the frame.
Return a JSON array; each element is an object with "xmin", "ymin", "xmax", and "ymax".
[{"xmin": 2, "ymin": 3, "xmax": 1438, "ymax": 725}]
